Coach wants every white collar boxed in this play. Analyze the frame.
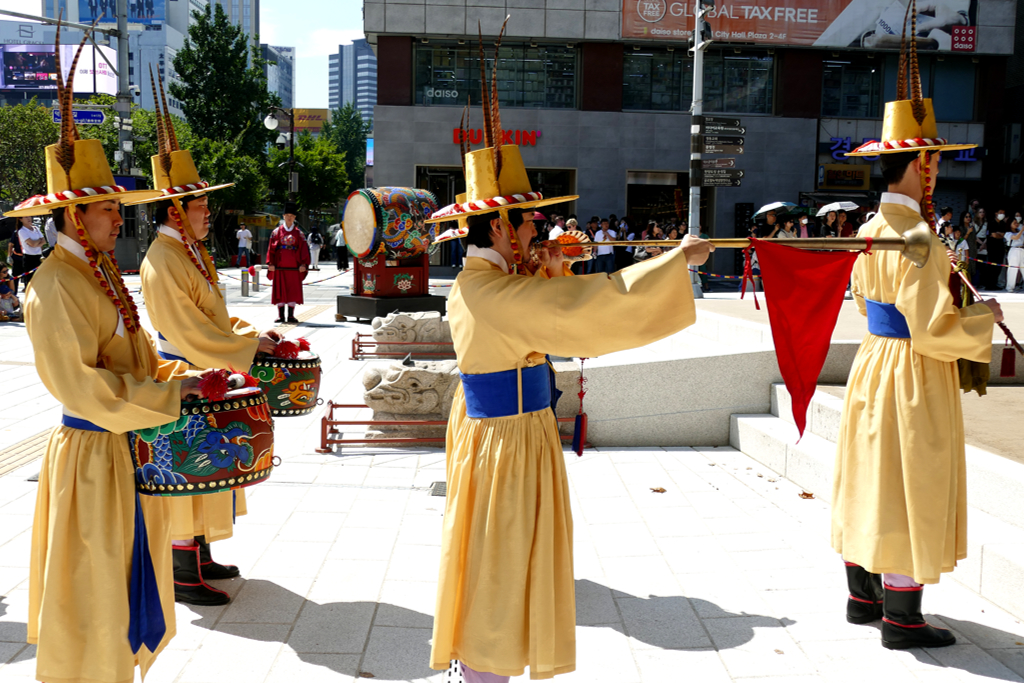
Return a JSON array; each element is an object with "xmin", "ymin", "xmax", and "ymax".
[
  {"xmin": 282, "ymin": 222, "xmax": 295, "ymax": 231},
  {"xmin": 880, "ymin": 192, "xmax": 922, "ymax": 215},
  {"xmin": 466, "ymin": 245, "xmax": 509, "ymax": 273},
  {"xmin": 158, "ymin": 224, "xmax": 187, "ymax": 243},
  {"xmin": 57, "ymin": 232, "xmax": 88, "ymax": 262}
]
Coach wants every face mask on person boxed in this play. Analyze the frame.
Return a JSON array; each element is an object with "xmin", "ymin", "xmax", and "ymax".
[
  {"xmin": 997, "ymin": 213, "xmax": 1005, "ymax": 221},
  {"xmin": 1017, "ymin": 214, "xmax": 1022, "ymax": 222}
]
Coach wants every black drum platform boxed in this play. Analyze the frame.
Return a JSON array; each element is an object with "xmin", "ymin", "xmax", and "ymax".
[{"xmin": 336, "ymin": 294, "xmax": 447, "ymax": 322}]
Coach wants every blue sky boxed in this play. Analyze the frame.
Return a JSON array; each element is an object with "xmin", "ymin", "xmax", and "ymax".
[
  {"xmin": 2, "ymin": 0, "xmax": 365, "ymax": 109},
  {"xmin": 259, "ymin": 0, "xmax": 364, "ymax": 108}
]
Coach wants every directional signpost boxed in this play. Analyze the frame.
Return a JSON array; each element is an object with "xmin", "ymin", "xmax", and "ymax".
[
  {"xmin": 700, "ymin": 168, "xmax": 744, "ymax": 187},
  {"xmin": 702, "ymin": 116, "xmax": 746, "ymax": 135},
  {"xmin": 702, "ymin": 143, "xmax": 744, "ymax": 155},
  {"xmin": 52, "ymin": 108, "xmax": 107, "ymax": 126},
  {"xmin": 702, "ymin": 157, "xmax": 737, "ymax": 169}
]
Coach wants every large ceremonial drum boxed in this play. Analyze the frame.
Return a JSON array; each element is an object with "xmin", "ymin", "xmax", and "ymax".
[
  {"xmin": 250, "ymin": 353, "xmax": 322, "ymax": 417},
  {"xmin": 130, "ymin": 387, "xmax": 275, "ymax": 496},
  {"xmin": 343, "ymin": 187, "xmax": 439, "ymax": 258}
]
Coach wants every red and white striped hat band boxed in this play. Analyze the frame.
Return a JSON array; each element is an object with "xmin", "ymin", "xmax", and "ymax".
[
  {"xmin": 14, "ymin": 184, "xmax": 128, "ymax": 211},
  {"xmin": 161, "ymin": 180, "xmax": 210, "ymax": 196},
  {"xmin": 430, "ymin": 191, "xmax": 544, "ymax": 219},
  {"xmin": 850, "ymin": 137, "xmax": 948, "ymax": 154}
]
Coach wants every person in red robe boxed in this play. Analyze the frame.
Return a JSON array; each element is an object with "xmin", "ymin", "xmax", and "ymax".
[{"xmin": 266, "ymin": 202, "xmax": 310, "ymax": 323}]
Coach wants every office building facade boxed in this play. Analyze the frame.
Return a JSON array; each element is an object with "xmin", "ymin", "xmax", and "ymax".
[
  {"xmin": 262, "ymin": 44, "xmax": 295, "ymax": 109},
  {"xmin": 329, "ymin": 38, "xmax": 377, "ymax": 122},
  {"xmin": 366, "ymin": 0, "xmax": 1020, "ymax": 274}
]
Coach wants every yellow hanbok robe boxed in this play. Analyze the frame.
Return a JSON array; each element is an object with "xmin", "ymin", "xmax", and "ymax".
[
  {"xmin": 25, "ymin": 240, "xmax": 192, "ymax": 683},
  {"xmin": 831, "ymin": 197, "xmax": 993, "ymax": 584},
  {"xmin": 140, "ymin": 229, "xmax": 259, "ymax": 541},
  {"xmin": 431, "ymin": 246, "xmax": 697, "ymax": 679}
]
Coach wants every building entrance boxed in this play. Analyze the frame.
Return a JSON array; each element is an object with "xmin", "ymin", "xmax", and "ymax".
[{"xmin": 625, "ymin": 171, "xmax": 711, "ymax": 234}]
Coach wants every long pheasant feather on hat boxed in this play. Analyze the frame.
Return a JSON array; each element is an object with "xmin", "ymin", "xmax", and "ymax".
[
  {"xmin": 489, "ymin": 15, "xmax": 509, "ymax": 184},
  {"xmin": 149, "ymin": 65, "xmax": 173, "ymax": 178}
]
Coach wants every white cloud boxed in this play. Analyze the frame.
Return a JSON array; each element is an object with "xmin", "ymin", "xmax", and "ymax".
[{"xmin": 300, "ymin": 27, "xmax": 364, "ymax": 57}]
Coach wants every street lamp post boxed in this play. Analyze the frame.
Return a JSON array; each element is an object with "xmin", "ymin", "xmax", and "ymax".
[{"xmin": 263, "ymin": 107, "xmax": 297, "ymax": 203}]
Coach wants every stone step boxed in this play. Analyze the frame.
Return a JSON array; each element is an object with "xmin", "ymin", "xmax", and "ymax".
[
  {"xmin": 730, "ymin": 410, "xmax": 1024, "ymax": 621},
  {"xmin": 769, "ymin": 383, "xmax": 1024, "ymax": 534}
]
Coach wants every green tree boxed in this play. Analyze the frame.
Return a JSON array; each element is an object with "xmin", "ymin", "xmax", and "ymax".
[
  {"xmin": 169, "ymin": 3, "xmax": 278, "ymax": 158},
  {"xmin": 268, "ymin": 133, "xmax": 349, "ymax": 224},
  {"xmin": 320, "ymin": 103, "xmax": 370, "ymax": 196},
  {"xmin": 191, "ymin": 136, "xmax": 268, "ymax": 257},
  {"xmin": 0, "ymin": 99, "xmax": 59, "ymax": 208}
]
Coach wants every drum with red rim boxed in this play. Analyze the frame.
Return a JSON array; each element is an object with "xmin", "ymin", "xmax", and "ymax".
[
  {"xmin": 130, "ymin": 387, "xmax": 275, "ymax": 496},
  {"xmin": 343, "ymin": 187, "xmax": 439, "ymax": 259}
]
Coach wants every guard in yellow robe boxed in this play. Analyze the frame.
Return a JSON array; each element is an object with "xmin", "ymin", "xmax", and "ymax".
[
  {"xmin": 424, "ymin": 143, "xmax": 713, "ymax": 680},
  {"xmin": 835, "ymin": 26, "xmax": 1001, "ymax": 650},
  {"xmin": 8, "ymin": 128, "xmax": 214, "ymax": 681},
  {"xmin": 129, "ymin": 97, "xmax": 280, "ymax": 605}
]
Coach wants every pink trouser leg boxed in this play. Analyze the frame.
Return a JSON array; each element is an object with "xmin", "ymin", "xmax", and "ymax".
[
  {"xmin": 883, "ymin": 573, "xmax": 922, "ymax": 588},
  {"xmin": 461, "ymin": 662, "xmax": 511, "ymax": 683}
]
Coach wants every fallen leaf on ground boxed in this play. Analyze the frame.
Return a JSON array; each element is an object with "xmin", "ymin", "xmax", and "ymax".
[
  {"xmin": 746, "ymin": 467, "xmax": 752, "ymax": 470},
  {"xmin": 768, "ymin": 478, "xmax": 778, "ymax": 483},
  {"xmin": 757, "ymin": 473, "xmax": 764, "ymax": 478},
  {"xmin": 798, "ymin": 491, "xmax": 815, "ymax": 499},
  {"xmin": 650, "ymin": 487, "xmax": 667, "ymax": 493},
  {"xmin": 774, "ymin": 649, "xmax": 784, "ymax": 655},
  {"xmin": 359, "ymin": 673, "xmax": 376, "ymax": 679}
]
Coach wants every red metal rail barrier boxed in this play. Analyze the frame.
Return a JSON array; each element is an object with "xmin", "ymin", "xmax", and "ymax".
[
  {"xmin": 316, "ymin": 401, "xmax": 584, "ymax": 453},
  {"xmin": 350, "ymin": 333, "xmax": 456, "ymax": 361}
]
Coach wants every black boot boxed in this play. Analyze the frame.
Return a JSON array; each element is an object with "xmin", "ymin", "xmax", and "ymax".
[
  {"xmin": 286, "ymin": 306, "xmax": 299, "ymax": 324},
  {"xmin": 275, "ymin": 307, "xmax": 285, "ymax": 324},
  {"xmin": 881, "ymin": 584, "xmax": 956, "ymax": 650},
  {"xmin": 173, "ymin": 543, "xmax": 231, "ymax": 606},
  {"xmin": 196, "ymin": 535, "xmax": 240, "ymax": 580},
  {"xmin": 845, "ymin": 562, "xmax": 883, "ymax": 624}
]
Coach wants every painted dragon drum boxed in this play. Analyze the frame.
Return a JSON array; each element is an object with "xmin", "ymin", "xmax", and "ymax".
[
  {"xmin": 130, "ymin": 387, "xmax": 275, "ymax": 496},
  {"xmin": 343, "ymin": 187, "xmax": 439, "ymax": 259},
  {"xmin": 250, "ymin": 353, "xmax": 322, "ymax": 416}
]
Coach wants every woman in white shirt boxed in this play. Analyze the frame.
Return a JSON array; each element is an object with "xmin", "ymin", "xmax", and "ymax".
[
  {"xmin": 17, "ymin": 216, "xmax": 45, "ymax": 287},
  {"xmin": 1006, "ymin": 219, "xmax": 1024, "ymax": 292}
]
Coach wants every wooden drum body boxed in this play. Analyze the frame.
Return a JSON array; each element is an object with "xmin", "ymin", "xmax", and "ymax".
[
  {"xmin": 130, "ymin": 387, "xmax": 275, "ymax": 496},
  {"xmin": 343, "ymin": 187, "xmax": 439, "ymax": 259},
  {"xmin": 250, "ymin": 353, "xmax": 323, "ymax": 417}
]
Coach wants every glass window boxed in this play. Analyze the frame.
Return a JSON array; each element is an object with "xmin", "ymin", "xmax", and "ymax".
[
  {"xmin": 623, "ymin": 49, "xmax": 771, "ymax": 114},
  {"xmin": 414, "ymin": 42, "xmax": 577, "ymax": 109},
  {"xmin": 822, "ymin": 62, "xmax": 882, "ymax": 118}
]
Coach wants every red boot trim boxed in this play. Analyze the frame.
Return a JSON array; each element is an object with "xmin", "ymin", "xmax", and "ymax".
[
  {"xmin": 844, "ymin": 561, "xmax": 861, "ymax": 567},
  {"xmin": 883, "ymin": 584, "xmax": 924, "ymax": 592},
  {"xmin": 849, "ymin": 594, "xmax": 876, "ymax": 604},
  {"xmin": 882, "ymin": 617, "xmax": 928, "ymax": 628}
]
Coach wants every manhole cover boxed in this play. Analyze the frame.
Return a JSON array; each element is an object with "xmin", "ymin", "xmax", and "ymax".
[{"xmin": 430, "ymin": 481, "xmax": 447, "ymax": 497}]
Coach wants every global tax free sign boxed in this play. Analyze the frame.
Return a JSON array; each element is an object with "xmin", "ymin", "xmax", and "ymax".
[{"xmin": 623, "ymin": 0, "xmax": 977, "ymax": 52}]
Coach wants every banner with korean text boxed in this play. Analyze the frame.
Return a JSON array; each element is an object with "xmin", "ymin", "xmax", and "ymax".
[{"xmin": 623, "ymin": 0, "xmax": 977, "ymax": 52}]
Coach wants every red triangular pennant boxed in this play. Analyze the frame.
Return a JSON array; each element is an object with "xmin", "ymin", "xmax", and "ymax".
[{"xmin": 752, "ymin": 238, "xmax": 860, "ymax": 438}]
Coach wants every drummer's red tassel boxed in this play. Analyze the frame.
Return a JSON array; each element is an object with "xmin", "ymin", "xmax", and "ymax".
[
  {"xmin": 241, "ymin": 373, "xmax": 260, "ymax": 388},
  {"xmin": 199, "ymin": 369, "xmax": 231, "ymax": 402},
  {"xmin": 298, "ymin": 337, "xmax": 311, "ymax": 352},
  {"xmin": 275, "ymin": 340, "xmax": 300, "ymax": 359}
]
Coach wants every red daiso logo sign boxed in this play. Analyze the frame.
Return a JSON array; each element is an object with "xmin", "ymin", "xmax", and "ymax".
[{"xmin": 453, "ymin": 129, "xmax": 542, "ymax": 146}]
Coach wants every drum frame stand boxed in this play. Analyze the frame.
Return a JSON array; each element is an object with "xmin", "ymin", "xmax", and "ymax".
[{"xmin": 315, "ymin": 401, "xmax": 585, "ymax": 453}]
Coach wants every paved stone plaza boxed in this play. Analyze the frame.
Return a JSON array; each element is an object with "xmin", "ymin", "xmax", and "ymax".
[{"xmin": 1, "ymin": 266, "xmax": 1023, "ymax": 682}]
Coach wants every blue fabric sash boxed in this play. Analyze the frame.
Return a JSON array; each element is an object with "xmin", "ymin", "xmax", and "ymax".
[
  {"xmin": 59, "ymin": 411, "xmax": 166, "ymax": 653},
  {"xmin": 461, "ymin": 363, "xmax": 554, "ymax": 419},
  {"xmin": 61, "ymin": 415, "xmax": 108, "ymax": 432},
  {"xmin": 865, "ymin": 299, "xmax": 911, "ymax": 339},
  {"xmin": 156, "ymin": 332, "xmax": 189, "ymax": 364}
]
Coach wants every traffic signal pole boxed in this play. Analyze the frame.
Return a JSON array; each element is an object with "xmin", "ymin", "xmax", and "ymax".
[{"xmin": 116, "ymin": 0, "xmax": 131, "ymax": 174}]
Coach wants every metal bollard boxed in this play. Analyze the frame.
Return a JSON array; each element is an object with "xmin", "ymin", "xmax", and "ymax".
[
  {"xmin": 253, "ymin": 268, "xmax": 260, "ymax": 292},
  {"xmin": 241, "ymin": 269, "xmax": 249, "ymax": 297}
]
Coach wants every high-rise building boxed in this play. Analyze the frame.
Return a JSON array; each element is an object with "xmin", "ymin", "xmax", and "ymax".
[
  {"xmin": 32, "ymin": 0, "xmax": 206, "ymax": 117},
  {"xmin": 328, "ymin": 39, "xmax": 376, "ymax": 123},
  {"xmin": 262, "ymin": 44, "xmax": 294, "ymax": 109},
  {"xmin": 211, "ymin": 0, "xmax": 258, "ymax": 43}
]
